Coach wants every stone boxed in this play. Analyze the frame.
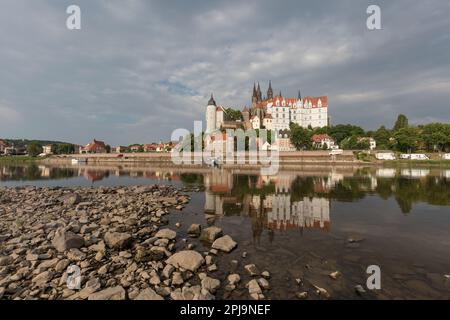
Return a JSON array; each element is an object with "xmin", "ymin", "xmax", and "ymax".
[
  {"xmin": 175, "ymin": 222, "xmax": 181, "ymax": 228},
  {"xmin": 211, "ymin": 235, "xmax": 237, "ymax": 253},
  {"xmin": 227, "ymin": 274, "xmax": 240, "ymax": 285},
  {"xmin": 0, "ymin": 287, "xmax": 5, "ymax": 299},
  {"xmin": 207, "ymin": 264, "xmax": 218, "ymax": 272},
  {"xmin": 201, "ymin": 276, "xmax": 221, "ymax": 294},
  {"xmin": 257, "ymin": 278, "xmax": 270, "ymax": 290},
  {"xmin": 150, "ymin": 275, "xmax": 161, "ymax": 285},
  {"xmin": 134, "ymin": 288, "xmax": 164, "ymax": 300},
  {"xmin": 104, "ymin": 232, "xmax": 132, "ymax": 249},
  {"xmin": 296, "ymin": 291, "xmax": 308, "ymax": 299},
  {"xmin": 165, "ymin": 250, "xmax": 205, "ymax": 272},
  {"xmin": 244, "ymin": 264, "xmax": 259, "ymax": 276},
  {"xmin": 241, "ymin": 251, "xmax": 247, "ymax": 258},
  {"xmin": 55, "ymin": 259, "xmax": 70, "ymax": 272},
  {"xmin": 199, "ymin": 226, "xmax": 223, "ymax": 243},
  {"xmin": 205, "ymin": 255, "xmax": 213, "ymax": 266},
  {"xmin": 187, "ymin": 224, "xmax": 201, "ymax": 237},
  {"xmin": 172, "ymin": 272, "xmax": 184, "ymax": 286},
  {"xmin": 247, "ymin": 279, "xmax": 263, "ymax": 299},
  {"xmin": 0, "ymin": 255, "xmax": 13, "ymax": 266},
  {"xmin": 67, "ymin": 248, "xmax": 86, "ymax": 261},
  {"xmin": 155, "ymin": 228, "xmax": 177, "ymax": 240},
  {"xmin": 355, "ymin": 285, "xmax": 366, "ymax": 295},
  {"xmin": 88, "ymin": 286, "xmax": 126, "ymax": 300},
  {"xmin": 162, "ymin": 264, "xmax": 175, "ymax": 279},
  {"xmin": 261, "ymin": 271, "xmax": 270, "ymax": 279},
  {"xmin": 32, "ymin": 271, "xmax": 54, "ymax": 287},
  {"xmin": 329, "ymin": 271, "xmax": 342, "ymax": 280},
  {"xmin": 79, "ymin": 278, "xmax": 101, "ymax": 299},
  {"xmin": 313, "ymin": 285, "xmax": 330, "ymax": 299},
  {"xmin": 52, "ymin": 228, "xmax": 85, "ymax": 253},
  {"xmin": 64, "ymin": 193, "xmax": 81, "ymax": 206}
]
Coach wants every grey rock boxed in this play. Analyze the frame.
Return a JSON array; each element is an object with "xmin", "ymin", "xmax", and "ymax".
[
  {"xmin": 155, "ymin": 228, "xmax": 177, "ymax": 240},
  {"xmin": 134, "ymin": 288, "xmax": 164, "ymax": 300},
  {"xmin": 187, "ymin": 224, "xmax": 201, "ymax": 237},
  {"xmin": 52, "ymin": 228, "xmax": 85, "ymax": 253},
  {"xmin": 88, "ymin": 286, "xmax": 126, "ymax": 300},
  {"xmin": 201, "ymin": 276, "xmax": 220, "ymax": 294},
  {"xmin": 211, "ymin": 235, "xmax": 237, "ymax": 253},
  {"xmin": 165, "ymin": 250, "xmax": 205, "ymax": 272},
  {"xmin": 199, "ymin": 226, "xmax": 223, "ymax": 243},
  {"xmin": 104, "ymin": 232, "xmax": 132, "ymax": 249}
]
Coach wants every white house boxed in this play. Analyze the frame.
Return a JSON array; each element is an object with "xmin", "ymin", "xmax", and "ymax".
[
  {"xmin": 262, "ymin": 114, "xmax": 273, "ymax": 130},
  {"xmin": 250, "ymin": 115, "xmax": 260, "ymax": 130},
  {"xmin": 311, "ymin": 134, "xmax": 336, "ymax": 150}
]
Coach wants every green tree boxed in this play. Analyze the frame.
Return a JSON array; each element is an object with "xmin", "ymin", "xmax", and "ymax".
[
  {"xmin": 27, "ymin": 143, "xmax": 43, "ymax": 157},
  {"xmin": 374, "ymin": 125, "xmax": 391, "ymax": 149},
  {"xmin": 224, "ymin": 108, "xmax": 243, "ymax": 121},
  {"xmin": 329, "ymin": 124, "xmax": 364, "ymax": 144},
  {"xmin": 393, "ymin": 126, "xmax": 422, "ymax": 152},
  {"xmin": 106, "ymin": 145, "xmax": 112, "ymax": 153},
  {"xmin": 289, "ymin": 123, "xmax": 312, "ymax": 150},
  {"xmin": 393, "ymin": 114, "xmax": 409, "ymax": 131},
  {"xmin": 421, "ymin": 123, "xmax": 450, "ymax": 152}
]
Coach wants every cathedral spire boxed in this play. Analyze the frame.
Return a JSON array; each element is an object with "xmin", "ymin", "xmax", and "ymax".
[
  {"xmin": 298, "ymin": 90, "xmax": 302, "ymax": 100},
  {"xmin": 257, "ymin": 82, "xmax": 262, "ymax": 102},
  {"xmin": 267, "ymin": 80, "xmax": 273, "ymax": 100}
]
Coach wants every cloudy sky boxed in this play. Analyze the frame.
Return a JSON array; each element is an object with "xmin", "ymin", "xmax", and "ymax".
[{"xmin": 0, "ymin": 0, "xmax": 449, "ymax": 145}]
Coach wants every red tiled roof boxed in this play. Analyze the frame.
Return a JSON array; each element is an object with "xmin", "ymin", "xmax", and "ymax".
[{"xmin": 311, "ymin": 134, "xmax": 333, "ymax": 143}]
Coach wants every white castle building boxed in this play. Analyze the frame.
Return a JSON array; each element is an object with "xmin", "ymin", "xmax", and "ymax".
[{"xmin": 205, "ymin": 82, "xmax": 328, "ymax": 134}]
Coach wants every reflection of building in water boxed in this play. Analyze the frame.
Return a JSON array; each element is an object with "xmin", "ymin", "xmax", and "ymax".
[
  {"xmin": 203, "ymin": 170, "xmax": 331, "ymax": 232},
  {"xmin": 38, "ymin": 166, "xmax": 50, "ymax": 178},
  {"xmin": 401, "ymin": 169, "xmax": 430, "ymax": 178},
  {"xmin": 266, "ymin": 195, "xmax": 330, "ymax": 231},
  {"xmin": 376, "ymin": 168, "xmax": 396, "ymax": 178}
]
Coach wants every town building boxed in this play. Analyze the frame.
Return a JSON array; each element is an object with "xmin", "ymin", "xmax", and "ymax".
[
  {"xmin": 311, "ymin": 134, "xmax": 336, "ymax": 150},
  {"xmin": 81, "ymin": 139, "xmax": 107, "ymax": 154},
  {"xmin": 0, "ymin": 139, "xmax": 8, "ymax": 154},
  {"xmin": 42, "ymin": 145, "xmax": 53, "ymax": 155}
]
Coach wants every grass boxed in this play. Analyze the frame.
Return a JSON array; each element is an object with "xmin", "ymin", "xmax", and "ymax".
[{"xmin": 0, "ymin": 156, "xmax": 43, "ymax": 163}]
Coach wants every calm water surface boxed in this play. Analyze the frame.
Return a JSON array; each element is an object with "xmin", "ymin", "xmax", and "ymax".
[{"xmin": 1, "ymin": 163, "xmax": 450, "ymax": 299}]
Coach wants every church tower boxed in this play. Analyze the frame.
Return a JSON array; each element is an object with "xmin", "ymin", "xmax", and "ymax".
[
  {"xmin": 257, "ymin": 82, "xmax": 262, "ymax": 102},
  {"xmin": 206, "ymin": 94, "xmax": 217, "ymax": 134},
  {"xmin": 252, "ymin": 83, "xmax": 258, "ymax": 105},
  {"xmin": 267, "ymin": 80, "xmax": 273, "ymax": 100}
]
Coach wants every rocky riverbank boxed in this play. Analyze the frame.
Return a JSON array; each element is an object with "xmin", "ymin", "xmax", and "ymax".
[{"xmin": 0, "ymin": 185, "xmax": 272, "ymax": 300}]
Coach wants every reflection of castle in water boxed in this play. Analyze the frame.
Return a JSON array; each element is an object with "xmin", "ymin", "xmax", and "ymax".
[{"xmin": 204, "ymin": 171, "xmax": 333, "ymax": 232}]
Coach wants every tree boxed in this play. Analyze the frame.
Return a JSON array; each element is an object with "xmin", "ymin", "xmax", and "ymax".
[
  {"xmin": 329, "ymin": 124, "xmax": 365, "ymax": 144},
  {"xmin": 105, "ymin": 145, "xmax": 112, "ymax": 153},
  {"xmin": 393, "ymin": 114, "xmax": 408, "ymax": 131},
  {"xmin": 27, "ymin": 143, "xmax": 43, "ymax": 157},
  {"xmin": 289, "ymin": 123, "xmax": 312, "ymax": 150},
  {"xmin": 421, "ymin": 123, "xmax": 450, "ymax": 152},
  {"xmin": 224, "ymin": 108, "xmax": 242, "ymax": 121},
  {"xmin": 393, "ymin": 126, "xmax": 422, "ymax": 152},
  {"xmin": 374, "ymin": 125, "xmax": 391, "ymax": 149}
]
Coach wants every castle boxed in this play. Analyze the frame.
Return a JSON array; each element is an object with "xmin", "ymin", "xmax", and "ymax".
[{"xmin": 205, "ymin": 81, "xmax": 328, "ymax": 134}]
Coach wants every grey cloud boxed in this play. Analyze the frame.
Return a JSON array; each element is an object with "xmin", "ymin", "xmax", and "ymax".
[{"xmin": 0, "ymin": 0, "xmax": 449, "ymax": 145}]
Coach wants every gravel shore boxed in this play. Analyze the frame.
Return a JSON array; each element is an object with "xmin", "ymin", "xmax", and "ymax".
[{"xmin": 0, "ymin": 185, "xmax": 261, "ymax": 300}]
